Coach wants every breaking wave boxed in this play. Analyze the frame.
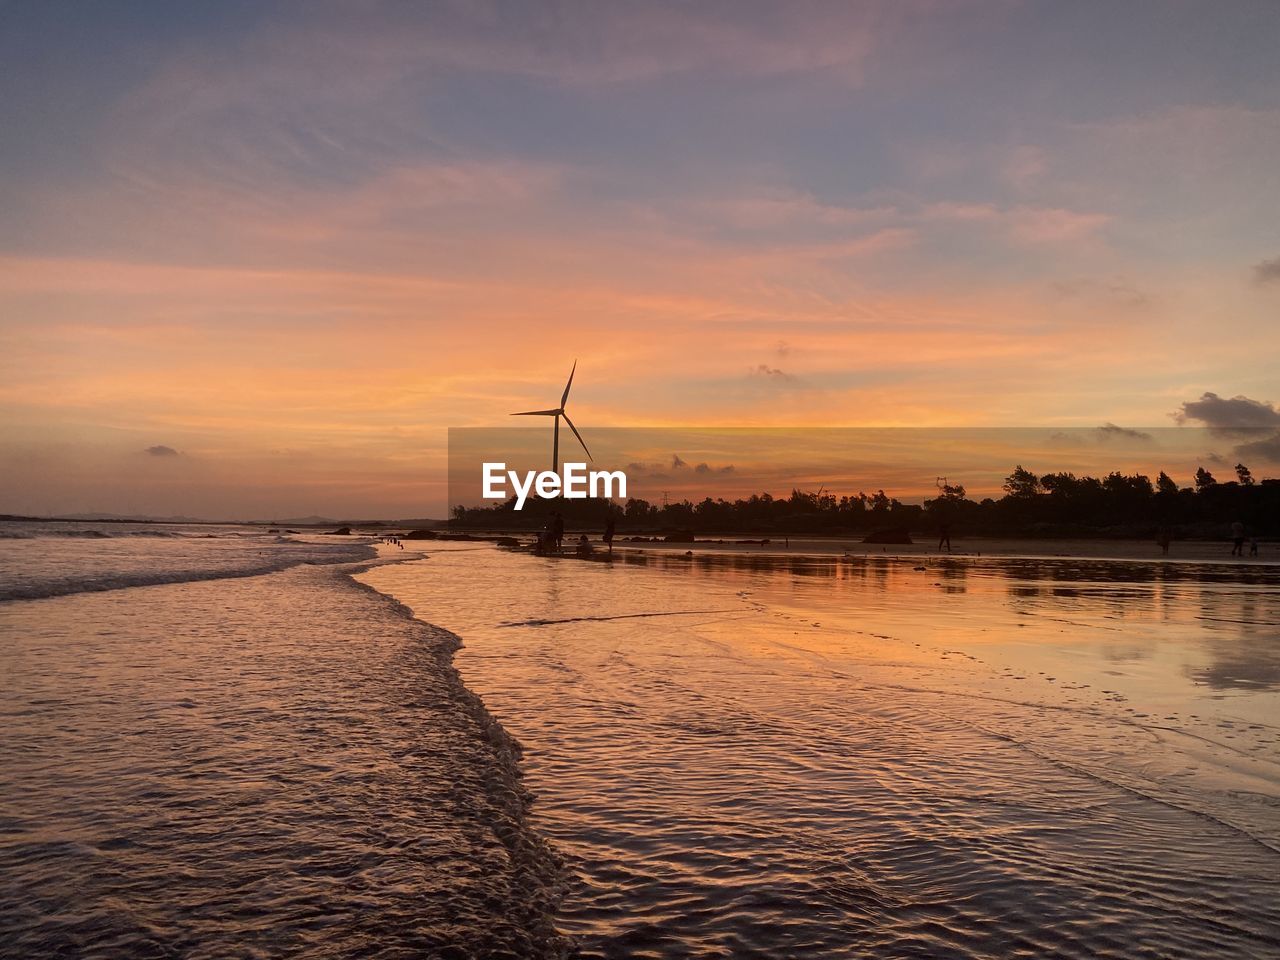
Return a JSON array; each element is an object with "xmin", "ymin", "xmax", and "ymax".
[{"xmin": 0, "ymin": 559, "xmax": 567, "ymax": 957}]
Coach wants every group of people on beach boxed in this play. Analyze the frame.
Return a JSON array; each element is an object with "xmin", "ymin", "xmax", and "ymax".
[
  {"xmin": 379, "ymin": 535, "xmax": 405, "ymax": 550},
  {"xmin": 1229, "ymin": 520, "xmax": 1260, "ymax": 557},
  {"xmin": 532, "ymin": 511, "xmax": 616, "ymax": 558},
  {"xmin": 1155, "ymin": 520, "xmax": 1260, "ymax": 557}
]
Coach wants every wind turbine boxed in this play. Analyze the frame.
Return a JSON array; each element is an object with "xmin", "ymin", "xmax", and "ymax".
[{"xmin": 511, "ymin": 361, "xmax": 591, "ymax": 474}]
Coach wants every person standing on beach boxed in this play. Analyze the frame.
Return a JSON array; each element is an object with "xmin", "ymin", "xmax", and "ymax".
[
  {"xmin": 1230, "ymin": 520, "xmax": 1245, "ymax": 556},
  {"xmin": 937, "ymin": 522, "xmax": 951, "ymax": 553},
  {"xmin": 1157, "ymin": 523, "xmax": 1172, "ymax": 556},
  {"xmin": 553, "ymin": 511, "xmax": 565, "ymax": 554},
  {"xmin": 603, "ymin": 515, "xmax": 616, "ymax": 555}
]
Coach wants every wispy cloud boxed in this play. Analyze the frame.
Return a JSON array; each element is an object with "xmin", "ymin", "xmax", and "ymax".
[
  {"xmin": 1235, "ymin": 433, "xmax": 1280, "ymax": 463},
  {"xmin": 750, "ymin": 364, "xmax": 798, "ymax": 383},
  {"xmin": 921, "ymin": 202, "xmax": 1110, "ymax": 245},
  {"xmin": 1095, "ymin": 423, "xmax": 1152, "ymax": 442},
  {"xmin": 1253, "ymin": 256, "xmax": 1280, "ymax": 285},
  {"xmin": 3, "ymin": 3, "xmax": 1279, "ymax": 516}
]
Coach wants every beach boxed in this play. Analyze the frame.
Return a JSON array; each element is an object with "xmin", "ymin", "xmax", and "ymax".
[
  {"xmin": 360, "ymin": 540, "xmax": 1280, "ymax": 958},
  {"xmin": 2, "ymin": 524, "xmax": 1278, "ymax": 957},
  {"xmin": 0, "ymin": 525, "xmax": 562, "ymax": 958},
  {"xmin": 8, "ymin": 4, "xmax": 1280, "ymax": 956}
]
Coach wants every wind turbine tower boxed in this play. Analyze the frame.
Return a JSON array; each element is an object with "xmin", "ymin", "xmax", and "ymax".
[{"xmin": 511, "ymin": 361, "xmax": 592, "ymax": 474}]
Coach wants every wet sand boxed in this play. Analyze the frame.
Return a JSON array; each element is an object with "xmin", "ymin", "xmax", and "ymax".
[
  {"xmin": 611, "ymin": 534, "xmax": 1277, "ymax": 565},
  {"xmin": 362, "ymin": 542, "xmax": 1280, "ymax": 958}
]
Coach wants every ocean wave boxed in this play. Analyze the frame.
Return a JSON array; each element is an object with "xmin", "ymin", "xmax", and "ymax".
[
  {"xmin": 0, "ymin": 526, "xmax": 296, "ymax": 541},
  {"xmin": 0, "ymin": 543, "xmax": 375, "ymax": 602},
  {"xmin": 0, "ymin": 562, "xmax": 567, "ymax": 958},
  {"xmin": 345, "ymin": 571, "xmax": 569, "ymax": 952}
]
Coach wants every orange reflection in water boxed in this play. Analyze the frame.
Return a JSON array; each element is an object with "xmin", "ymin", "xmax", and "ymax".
[{"xmin": 361, "ymin": 542, "xmax": 1280, "ymax": 959}]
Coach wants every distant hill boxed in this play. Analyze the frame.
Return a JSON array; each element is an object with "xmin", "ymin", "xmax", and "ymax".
[
  {"xmin": 0, "ymin": 512, "xmax": 448, "ymax": 528},
  {"xmin": 50, "ymin": 512, "xmax": 209, "ymax": 523}
]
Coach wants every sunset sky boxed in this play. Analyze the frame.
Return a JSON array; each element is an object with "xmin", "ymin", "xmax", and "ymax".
[{"xmin": 2, "ymin": 1, "xmax": 1278, "ymax": 519}]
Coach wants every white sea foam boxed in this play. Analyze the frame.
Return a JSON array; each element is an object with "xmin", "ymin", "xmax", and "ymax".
[
  {"xmin": 0, "ymin": 554, "xmax": 566, "ymax": 958},
  {"xmin": 0, "ymin": 521, "xmax": 374, "ymax": 601}
]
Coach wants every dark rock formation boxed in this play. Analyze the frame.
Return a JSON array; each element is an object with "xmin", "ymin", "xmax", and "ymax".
[{"xmin": 863, "ymin": 527, "xmax": 913, "ymax": 544}]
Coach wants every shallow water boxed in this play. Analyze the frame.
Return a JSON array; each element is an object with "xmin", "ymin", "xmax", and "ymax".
[
  {"xmin": 361, "ymin": 544, "xmax": 1280, "ymax": 959},
  {"xmin": 4, "ymin": 526, "xmax": 1278, "ymax": 958},
  {"xmin": 0, "ymin": 542, "xmax": 564, "ymax": 958},
  {"xmin": 0, "ymin": 521, "xmax": 372, "ymax": 601}
]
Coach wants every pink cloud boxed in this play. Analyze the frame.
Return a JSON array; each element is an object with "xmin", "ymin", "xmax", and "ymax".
[{"xmin": 922, "ymin": 201, "xmax": 1109, "ymax": 245}]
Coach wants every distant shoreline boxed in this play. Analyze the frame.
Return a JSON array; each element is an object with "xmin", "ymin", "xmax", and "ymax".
[
  {"xmin": 4, "ymin": 516, "xmax": 1271, "ymax": 565},
  {"xmin": 604, "ymin": 537, "xmax": 1278, "ymax": 565},
  {"xmin": 456, "ymin": 531, "xmax": 1278, "ymax": 567},
  {"xmin": 0, "ymin": 515, "xmax": 445, "ymax": 529}
]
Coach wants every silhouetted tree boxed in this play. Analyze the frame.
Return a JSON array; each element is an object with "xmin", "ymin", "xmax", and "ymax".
[
  {"xmin": 1003, "ymin": 465, "xmax": 1041, "ymax": 498},
  {"xmin": 449, "ymin": 461, "xmax": 1279, "ymax": 537}
]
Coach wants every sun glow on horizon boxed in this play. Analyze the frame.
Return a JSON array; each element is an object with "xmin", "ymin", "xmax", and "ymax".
[{"xmin": 2, "ymin": 3, "xmax": 1278, "ymax": 518}]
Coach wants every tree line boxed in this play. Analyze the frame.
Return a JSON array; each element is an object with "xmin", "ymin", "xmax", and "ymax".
[{"xmin": 450, "ymin": 462, "xmax": 1279, "ymax": 538}]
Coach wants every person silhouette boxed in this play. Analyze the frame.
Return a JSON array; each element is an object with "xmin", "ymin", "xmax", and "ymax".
[
  {"xmin": 603, "ymin": 515, "xmax": 616, "ymax": 555},
  {"xmin": 552, "ymin": 511, "xmax": 565, "ymax": 554},
  {"xmin": 937, "ymin": 522, "xmax": 951, "ymax": 553},
  {"xmin": 1157, "ymin": 523, "xmax": 1172, "ymax": 556},
  {"xmin": 1230, "ymin": 520, "xmax": 1245, "ymax": 557}
]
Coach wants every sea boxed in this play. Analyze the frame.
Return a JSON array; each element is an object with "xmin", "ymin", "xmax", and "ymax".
[{"xmin": 2, "ymin": 520, "xmax": 1278, "ymax": 958}]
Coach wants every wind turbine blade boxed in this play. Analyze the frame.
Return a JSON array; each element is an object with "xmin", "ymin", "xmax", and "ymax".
[
  {"xmin": 562, "ymin": 412, "xmax": 591, "ymax": 459},
  {"xmin": 510, "ymin": 409, "xmax": 561, "ymax": 416},
  {"xmin": 561, "ymin": 360, "xmax": 577, "ymax": 408}
]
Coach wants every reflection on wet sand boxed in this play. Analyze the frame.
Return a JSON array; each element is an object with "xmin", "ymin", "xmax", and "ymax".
[
  {"xmin": 618, "ymin": 549, "xmax": 1280, "ymax": 695},
  {"xmin": 1192, "ymin": 636, "xmax": 1280, "ymax": 690},
  {"xmin": 361, "ymin": 543, "xmax": 1280, "ymax": 959}
]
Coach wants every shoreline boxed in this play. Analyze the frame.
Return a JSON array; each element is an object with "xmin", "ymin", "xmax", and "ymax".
[
  {"xmin": 0, "ymin": 547, "xmax": 569, "ymax": 958},
  {"xmin": 358, "ymin": 540, "xmax": 1280, "ymax": 956},
  {"xmin": 488, "ymin": 533, "xmax": 1280, "ymax": 567}
]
